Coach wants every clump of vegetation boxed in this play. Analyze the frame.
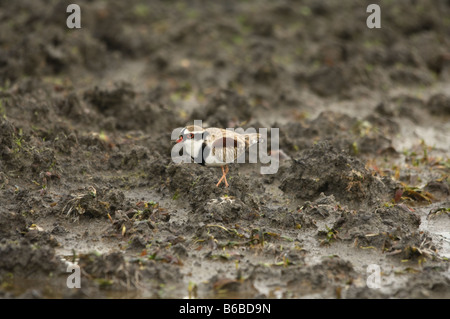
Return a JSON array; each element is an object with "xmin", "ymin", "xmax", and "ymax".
[{"xmin": 318, "ymin": 225, "xmax": 339, "ymax": 246}]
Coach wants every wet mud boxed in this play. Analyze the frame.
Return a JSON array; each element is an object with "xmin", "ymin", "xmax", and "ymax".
[{"xmin": 0, "ymin": 0, "xmax": 449, "ymax": 298}]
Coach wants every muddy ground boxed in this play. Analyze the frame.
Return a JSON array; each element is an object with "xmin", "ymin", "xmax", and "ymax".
[{"xmin": 0, "ymin": 0, "xmax": 449, "ymax": 299}]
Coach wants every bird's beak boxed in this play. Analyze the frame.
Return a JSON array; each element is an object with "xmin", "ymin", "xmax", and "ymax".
[{"xmin": 176, "ymin": 137, "xmax": 183, "ymax": 143}]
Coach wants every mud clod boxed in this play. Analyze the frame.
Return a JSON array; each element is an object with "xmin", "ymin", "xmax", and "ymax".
[
  {"xmin": 1, "ymin": 0, "xmax": 449, "ymax": 299},
  {"xmin": 280, "ymin": 141, "xmax": 393, "ymax": 209}
]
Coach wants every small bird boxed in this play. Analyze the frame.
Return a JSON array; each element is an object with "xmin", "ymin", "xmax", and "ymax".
[{"xmin": 176, "ymin": 125, "xmax": 262, "ymax": 187}]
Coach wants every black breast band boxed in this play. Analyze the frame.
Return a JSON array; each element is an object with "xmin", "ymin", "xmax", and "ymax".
[{"xmin": 192, "ymin": 142, "xmax": 210, "ymax": 166}]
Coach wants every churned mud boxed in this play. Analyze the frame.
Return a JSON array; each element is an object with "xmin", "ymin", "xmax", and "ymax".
[{"xmin": 0, "ymin": 0, "xmax": 449, "ymax": 298}]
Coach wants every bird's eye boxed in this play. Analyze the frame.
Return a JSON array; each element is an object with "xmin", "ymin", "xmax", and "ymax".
[{"xmin": 190, "ymin": 133, "xmax": 194, "ymax": 139}]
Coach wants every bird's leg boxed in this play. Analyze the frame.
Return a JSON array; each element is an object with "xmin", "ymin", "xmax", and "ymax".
[
  {"xmin": 216, "ymin": 165, "xmax": 229, "ymax": 187},
  {"xmin": 223, "ymin": 165, "xmax": 229, "ymax": 187},
  {"xmin": 216, "ymin": 166, "xmax": 225, "ymax": 187}
]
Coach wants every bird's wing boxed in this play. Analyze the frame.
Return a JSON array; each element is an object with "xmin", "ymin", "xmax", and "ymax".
[{"xmin": 210, "ymin": 133, "xmax": 246, "ymax": 163}]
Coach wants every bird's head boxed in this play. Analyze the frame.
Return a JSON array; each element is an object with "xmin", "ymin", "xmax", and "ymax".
[
  {"xmin": 176, "ymin": 125, "xmax": 206, "ymax": 144},
  {"xmin": 176, "ymin": 125, "xmax": 208, "ymax": 158}
]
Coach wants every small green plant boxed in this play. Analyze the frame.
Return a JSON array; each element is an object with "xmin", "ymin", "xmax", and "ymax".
[
  {"xmin": 132, "ymin": 4, "xmax": 149, "ymax": 18},
  {"xmin": 383, "ymin": 201, "xmax": 395, "ymax": 208},
  {"xmin": 351, "ymin": 141, "xmax": 359, "ymax": 155},
  {"xmin": 95, "ymin": 278, "xmax": 113, "ymax": 288},
  {"xmin": 319, "ymin": 225, "xmax": 339, "ymax": 245}
]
